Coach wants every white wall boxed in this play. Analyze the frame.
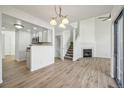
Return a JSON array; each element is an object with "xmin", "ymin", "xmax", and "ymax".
[
  {"xmin": 0, "ymin": 6, "xmax": 51, "ymax": 29},
  {"xmin": 38, "ymin": 31, "xmax": 43, "ymax": 42},
  {"xmin": 47, "ymin": 30, "xmax": 52, "ymax": 42},
  {"xmin": 31, "ymin": 45, "xmax": 54, "ymax": 71},
  {"xmin": 73, "ymin": 17, "xmax": 111, "ymax": 59},
  {"xmin": 95, "ymin": 19, "xmax": 111, "ymax": 58},
  {"xmin": 79, "ymin": 18, "xmax": 96, "ymax": 58},
  {"xmin": 79, "ymin": 18, "xmax": 95, "ymax": 43},
  {"xmin": 0, "ymin": 12, "xmax": 3, "ymax": 83},
  {"xmin": 42, "ymin": 31, "xmax": 48, "ymax": 42},
  {"xmin": 1, "ymin": 33, "xmax": 5, "ymax": 59},
  {"xmin": 73, "ymin": 28, "xmax": 82, "ymax": 61},
  {"xmin": 55, "ymin": 35, "xmax": 61, "ymax": 57},
  {"xmin": 2, "ymin": 31, "xmax": 15, "ymax": 56},
  {"xmin": 55, "ymin": 29, "xmax": 63, "ymax": 36},
  {"xmin": 15, "ymin": 30, "xmax": 31, "ymax": 61}
]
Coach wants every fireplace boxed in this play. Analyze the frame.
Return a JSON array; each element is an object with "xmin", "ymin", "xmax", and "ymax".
[{"xmin": 83, "ymin": 49, "xmax": 92, "ymax": 57}]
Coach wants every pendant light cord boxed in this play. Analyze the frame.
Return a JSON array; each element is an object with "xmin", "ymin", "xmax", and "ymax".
[{"xmin": 55, "ymin": 5, "xmax": 62, "ymax": 17}]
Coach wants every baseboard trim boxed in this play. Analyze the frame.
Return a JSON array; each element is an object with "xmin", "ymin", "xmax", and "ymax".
[
  {"xmin": 15, "ymin": 59, "xmax": 26, "ymax": 62},
  {"xmin": 93, "ymin": 56, "xmax": 112, "ymax": 59}
]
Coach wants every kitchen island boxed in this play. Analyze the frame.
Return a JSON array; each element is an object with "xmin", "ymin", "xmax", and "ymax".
[{"xmin": 26, "ymin": 42, "xmax": 54, "ymax": 71}]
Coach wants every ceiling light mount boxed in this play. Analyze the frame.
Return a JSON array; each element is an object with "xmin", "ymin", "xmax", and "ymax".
[{"xmin": 14, "ymin": 20, "xmax": 24, "ymax": 29}]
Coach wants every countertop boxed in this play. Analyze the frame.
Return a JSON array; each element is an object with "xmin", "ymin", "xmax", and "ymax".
[
  {"xmin": 31, "ymin": 42, "xmax": 52, "ymax": 46},
  {"xmin": 26, "ymin": 42, "xmax": 52, "ymax": 52}
]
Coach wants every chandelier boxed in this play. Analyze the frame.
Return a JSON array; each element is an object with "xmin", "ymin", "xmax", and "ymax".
[{"xmin": 50, "ymin": 6, "xmax": 69, "ymax": 29}]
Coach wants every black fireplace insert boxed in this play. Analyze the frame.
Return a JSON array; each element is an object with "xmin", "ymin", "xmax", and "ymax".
[{"xmin": 83, "ymin": 49, "xmax": 92, "ymax": 57}]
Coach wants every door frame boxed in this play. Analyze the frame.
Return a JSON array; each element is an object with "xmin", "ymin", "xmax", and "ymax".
[
  {"xmin": 114, "ymin": 8, "xmax": 124, "ymax": 88},
  {"xmin": 55, "ymin": 35, "xmax": 64, "ymax": 60}
]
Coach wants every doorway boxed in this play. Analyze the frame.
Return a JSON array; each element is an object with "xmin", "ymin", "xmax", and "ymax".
[
  {"xmin": 55, "ymin": 35, "xmax": 63, "ymax": 60},
  {"xmin": 55, "ymin": 36, "xmax": 61, "ymax": 59},
  {"xmin": 1, "ymin": 31, "xmax": 15, "ymax": 59},
  {"xmin": 114, "ymin": 9, "xmax": 124, "ymax": 88}
]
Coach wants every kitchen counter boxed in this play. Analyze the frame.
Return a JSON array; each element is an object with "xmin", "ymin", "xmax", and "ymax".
[
  {"xmin": 26, "ymin": 43, "xmax": 54, "ymax": 71},
  {"xmin": 31, "ymin": 42, "xmax": 52, "ymax": 46},
  {"xmin": 26, "ymin": 42, "xmax": 52, "ymax": 52}
]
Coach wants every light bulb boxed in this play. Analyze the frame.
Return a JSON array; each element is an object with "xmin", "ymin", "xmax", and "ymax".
[
  {"xmin": 108, "ymin": 18, "xmax": 111, "ymax": 21},
  {"xmin": 59, "ymin": 23, "xmax": 66, "ymax": 29},
  {"xmin": 14, "ymin": 24, "xmax": 24, "ymax": 29},
  {"xmin": 50, "ymin": 18, "xmax": 57, "ymax": 26},
  {"xmin": 62, "ymin": 17, "xmax": 69, "ymax": 24}
]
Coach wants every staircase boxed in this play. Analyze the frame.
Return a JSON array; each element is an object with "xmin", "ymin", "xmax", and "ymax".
[{"xmin": 64, "ymin": 42, "xmax": 73, "ymax": 60}]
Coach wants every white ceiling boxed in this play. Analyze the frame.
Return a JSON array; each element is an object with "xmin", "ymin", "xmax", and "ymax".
[
  {"xmin": 2, "ymin": 5, "xmax": 114, "ymax": 31},
  {"xmin": 13, "ymin": 5, "xmax": 114, "ymax": 23},
  {"xmin": 2, "ymin": 14, "xmax": 48, "ymax": 32}
]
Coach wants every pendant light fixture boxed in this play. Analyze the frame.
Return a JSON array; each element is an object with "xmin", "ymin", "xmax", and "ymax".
[
  {"xmin": 50, "ymin": 17, "xmax": 57, "ymax": 26},
  {"xmin": 59, "ymin": 23, "xmax": 66, "ymax": 28},
  {"xmin": 50, "ymin": 6, "xmax": 69, "ymax": 28},
  {"xmin": 62, "ymin": 16, "xmax": 69, "ymax": 24}
]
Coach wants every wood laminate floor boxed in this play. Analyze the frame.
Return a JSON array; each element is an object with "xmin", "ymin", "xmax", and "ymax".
[{"xmin": 0, "ymin": 56, "xmax": 117, "ymax": 88}]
